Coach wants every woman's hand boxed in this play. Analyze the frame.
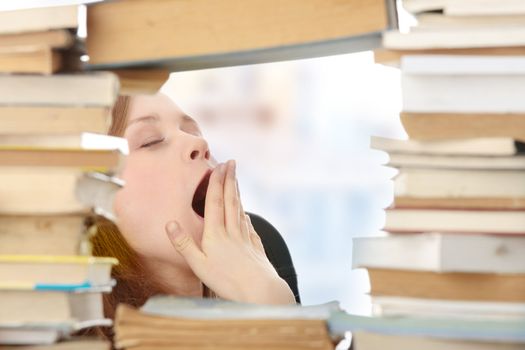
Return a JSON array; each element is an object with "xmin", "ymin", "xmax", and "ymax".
[{"xmin": 165, "ymin": 160, "xmax": 295, "ymax": 305}]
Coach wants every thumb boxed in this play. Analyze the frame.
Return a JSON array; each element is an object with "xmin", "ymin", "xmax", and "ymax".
[{"xmin": 165, "ymin": 221, "xmax": 206, "ymax": 272}]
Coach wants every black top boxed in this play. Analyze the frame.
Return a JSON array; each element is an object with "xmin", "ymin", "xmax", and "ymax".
[{"xmin": 248, "ymin": 213, "xmax": 301, "ymax": 304}]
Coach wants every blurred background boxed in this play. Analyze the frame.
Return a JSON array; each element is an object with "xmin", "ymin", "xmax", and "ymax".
[{"xmin": 2, "ymin": 0, "xmax": 411, "ymax": 315}]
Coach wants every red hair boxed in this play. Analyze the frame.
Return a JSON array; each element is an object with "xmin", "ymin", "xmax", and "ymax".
[{"xmin": 84, "ymin": 96, "xmax": 162, "ymax": 340}]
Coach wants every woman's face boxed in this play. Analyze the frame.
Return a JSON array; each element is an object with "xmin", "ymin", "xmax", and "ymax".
[{"xmin": 114, "ymin": 93, "xmax": 215, "ymax": 266}]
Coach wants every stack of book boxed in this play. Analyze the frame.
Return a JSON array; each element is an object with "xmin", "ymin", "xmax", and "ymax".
[
  {"xmin": 114, "ymin": 296, "xmax": 339, "ymax": 350},
  {"xmin": 0, "ymin": 5, "xmax": 82, "ymax": 75},
  {"xmin": 0, "ymin": 5, "xmax": 124, "ymax": 348},
  {"xmin": 338, "ymin": 0, "xmax": 525, "ymax": 349}
]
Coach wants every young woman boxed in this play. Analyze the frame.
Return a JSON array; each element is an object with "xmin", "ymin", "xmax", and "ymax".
[{"xmin": 90, "ymin": 93, "xmax": 298, "ymax": 328}]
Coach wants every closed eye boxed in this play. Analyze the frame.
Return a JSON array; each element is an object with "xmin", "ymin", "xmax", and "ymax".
[{"xmin": 140, "ymin": 138, "xmax": 165, "ymax": 148}]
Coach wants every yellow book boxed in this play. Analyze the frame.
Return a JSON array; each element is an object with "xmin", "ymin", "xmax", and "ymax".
[{"xmin": 0, "ymin": 255, "xmax": 117, "ymax": 289}]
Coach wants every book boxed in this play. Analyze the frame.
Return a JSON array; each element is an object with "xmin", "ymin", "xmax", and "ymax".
[
  {"xmin": 141, "ymin": 295, "xmax": 339, "ymax": 320},
  {"xmin": 366, "ymin": 268, "xmax": 525, "ymax": 302},
  {"xmin": 0, "ymin": 255, "xmax": 117, "ymax": 288},
  {"xmin": 399, "ymin": 54, "xmax": 525, "ymax": 117},
  {"xmin": 0, "ymin": 150, "xmax": 123, "ymax": 213},
  {"xmin": 75, "ymin": 173, "xmax": 124, "ymax": 221},
  {"xmin": 0, "ymin": 286, "xmax": 108, "ymax": 324},
  {"xmin": 0, "ymin": 141, "xmax": 124, "ymax": 219},
  {"xmin": 116, "ymin": 306, "xmax": 334, "ymax": 349},
  {"xmin": 400, "ymin": 55, "xmax": 525, "ymax": 75},
  {"xmin": 387, "ymin": 153, "xmax": 525, "ymax": 170},
  {"xmin": 85, "ymin": 0, "xmax": 389, "ymax": 70},
  {"xmin": 442, "ymin": 0, "xmax": 525, "ymax": 16},
  {"xmin": 385, "ymin": 135, "xmax": 525, "ymax": 209},
  {"xmin": 352, "ymin": 233, "xmax": 525, "ymax": 274},
  {"xmin": 0, "ymin": 46, "xmax": 62, "ymax": 74},
  {"xmin": 383, "ymin": 28, "xmax": 525, "ymax": 50},
  {"xmin": 0, "ymin": 215, "xmax": 88, "ymax": 256},
  {"xmin": 114, "ymin": 296, "xmax": 339, "ymax": 350},
  {"xmin": 402, "ymin": 0, "xmax": 525, "ymax": 16},
  {"xmin": 0, "ymin": 73, "xmax": 119, "ymax": 107},
  {"xmin": 400, "ymin": 112, "xmax": 525, "ymax": 141},
  {"xmin": 374, "ymin": 47, "xmax": 525, "ymax": 65},
  {"xmin": 0, "ymin": 338, "xmax": 110, "ymax": 349},
  {"xmin": 394, "ymin": 168, "xmax": 525, "ymax": 199},
  {"xmin": 371, "ymin": 296, "xmax": 525, "ymax": 321},
  {"xmin": 328, "ymin": 310, "xmax": 525, "ymax": 343},
  {"xmin": 0, "ymin": 106, "xmax": 111, "ymax": 135},
  {"xmin": 0, "ymin": 5, "xmax": 78, "ymax": 35},
  {"xmin": 385, "ymin": 208, "xmax": 525, "ymax": 234},
  {"xmin": 393, "ymin": 196, "xmax": 525, "ymax": 210},
  {"xmin": 0, "ymin": 167, "xmax": 92, "ymax": 215},
  {"xmin": 370, "ymin": 136, "xmax": 524, "ymax": 156},
  {"xmin": 110, "ymin": 68, "xmax": 170, "ymax": 95},
  {"xmin": 401, "ymin": 0, "xmax": 448, "ymax": 13},
  {"xmin": 0, "ymin": 328, "xmax": 61, "ymax": 345},
  {"xmin": 415, "ymin": 13, "xmax": 525, "ymax": 31},
  {"xmin": 0, "ymin": 133, "xmax": 128, "ymax": 153},
  {"xmin": 0, "ymin": 324, "xmax": 112, "ymax": 346},
  {"xmin": 0, "ymin": 148, "xmax": 124, "ymax": 172},
  {"xmin": 352, "ymin": 331, "xmax": 524, "ymax": 350},
  {"xmin": 402, "ymin": 75, "xmax": 525, "ymax": 114},
  {"xmin": 0, "ymin": 29, "xmax": 74, "ymax": 49}
]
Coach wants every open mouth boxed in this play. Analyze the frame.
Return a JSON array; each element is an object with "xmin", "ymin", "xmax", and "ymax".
[{"xmin": 192, "ymin": 170, "xmax": 212, "ymax": 218}]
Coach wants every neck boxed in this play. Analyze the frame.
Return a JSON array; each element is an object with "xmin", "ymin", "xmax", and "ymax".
[{"xmin": 141, "ymin": 257, "xmax": 203, "ymax": 297}]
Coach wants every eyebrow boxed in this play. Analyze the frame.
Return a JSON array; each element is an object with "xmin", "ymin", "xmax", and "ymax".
[
  {"xmin": 126, "ymin": 113, "xmax": 199, "ymax": 132},
  {"xmin": 127, "ymin": 114, "xmax": 160, "ymax": 128}
]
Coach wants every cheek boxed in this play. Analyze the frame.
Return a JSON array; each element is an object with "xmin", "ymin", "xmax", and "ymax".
[
  {"xmin": 115, "ymin": 155, "xmax": 174, "ymax": 218},
  {"xmin": 113, "ymin": 158, "xmax": 191, "ymax": 258},
  {"xmin": 114, "ymin": 170, "xmax": 161, "ymax": 252}
]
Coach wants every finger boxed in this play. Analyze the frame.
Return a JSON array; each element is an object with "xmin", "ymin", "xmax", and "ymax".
[
  {"xmin": 203, "ymin": 162, "xmax": 227, "ymax": 234},
  {"xmin": 246, "ymin": 215, "xmax": 265, "ymax": 254},
  {"xmin": 240, "ymin": 212, "xmax": 251, "ymax": 242},
  {"xmin": 166, "ymin": 221, "xmax": 207, "ymax": 275},
  {"xmin": 224, "ymin": 160, "xmax": 241, "ymax": 237},
  {"xmin": 237, "ymin": 180, "xmax": 251, "ymax": 242}
]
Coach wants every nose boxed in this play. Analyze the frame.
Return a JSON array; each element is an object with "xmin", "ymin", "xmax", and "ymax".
[{"xmin": 185, "ymin": 136, "xmax": 210, "ymax": 162}]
